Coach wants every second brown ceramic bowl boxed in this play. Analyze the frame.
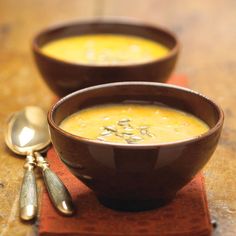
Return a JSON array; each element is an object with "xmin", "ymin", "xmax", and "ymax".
[
  {"xmin": 48, "ymin": 82, "xmax": 223, "ymax": 211},
  {"xmin": 33, "ymin": 19, "xmax": 179, "ymax": 97}
]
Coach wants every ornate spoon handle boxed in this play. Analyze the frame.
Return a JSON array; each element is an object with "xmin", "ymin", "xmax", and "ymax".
[
  {"xmin": 35, "ymin": 152, "xmax": 74, "ymax": 215},
  {"xmin": 20, "ymin": 153, "xmax": 37, "ymax": 220}
]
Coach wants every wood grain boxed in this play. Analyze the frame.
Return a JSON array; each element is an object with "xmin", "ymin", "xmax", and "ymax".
[{"xmin": 0, "ymin": 1, "xmax": 235, "ymax": 235}]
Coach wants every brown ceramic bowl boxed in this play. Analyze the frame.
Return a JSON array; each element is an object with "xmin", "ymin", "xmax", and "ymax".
[
  {"xmin": 48, "ymin": 82, "xmax": 224, "ymax": 211},
  {"xmin": 32, "ymin": 19, "xmax": 179, "ymax": 97}
]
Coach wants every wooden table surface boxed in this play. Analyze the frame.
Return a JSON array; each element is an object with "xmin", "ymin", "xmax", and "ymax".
[{"xmin": 0, "ymin": 0, "xmax": 235, "ymax": 235}]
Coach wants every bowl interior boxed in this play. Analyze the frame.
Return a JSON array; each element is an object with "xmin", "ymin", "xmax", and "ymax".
[
  {"xmin": 51, "ymin": 82, "xmax": 222, "ymax": 141},
  {"xmin": 34, "ymin": 21, "xmax": 178, "ymax": 56}
]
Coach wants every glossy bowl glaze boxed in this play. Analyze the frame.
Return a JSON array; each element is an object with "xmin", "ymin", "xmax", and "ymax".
[
  {"xmin": 33, "ymin": 19, "xmax": 179, "ymax": 97},
  {"xmin": 48, "ymin": 82, "xmax": 224, "ymax": 211}
]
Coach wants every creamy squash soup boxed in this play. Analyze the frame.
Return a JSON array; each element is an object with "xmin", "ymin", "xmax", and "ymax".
[
  {"xmin": 60, "ymin": 104, "xmax": 209, "ymax": 144},
  {"xmin": 41, "ymin": 34, "xmax": 169, "ymax": 65}
]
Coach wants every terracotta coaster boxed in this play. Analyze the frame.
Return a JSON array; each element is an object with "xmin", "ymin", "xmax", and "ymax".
[{"xmin": 39, "ymin": 148, "xmax": 212, "ymax": 236}]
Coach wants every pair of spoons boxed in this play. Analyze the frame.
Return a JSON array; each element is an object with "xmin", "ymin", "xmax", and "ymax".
[{"xmin": 4, "ymin": 106, "xmax": 74, "ymax": 220}]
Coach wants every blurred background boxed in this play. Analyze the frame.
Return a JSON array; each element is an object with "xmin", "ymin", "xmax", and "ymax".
[
  {"xmin": 0, "ymin": 1, "xmax": 235, "ymax": 236},
  {"xmin": 1, "ymin": 1, "xmax": 235, "ymax": 105},
  {"xmin": 1, "ymin": 0, "xmax": 235, "ymax": 110}
]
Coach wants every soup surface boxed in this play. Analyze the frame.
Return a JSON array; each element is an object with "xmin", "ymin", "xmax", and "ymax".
[
  {"xmin": 41, "ymin": 34, "xmax": 169, "ymax": 65},
  {"xmin": 60, "ymin": 103, "xmax": 209, "ymax": 144}
]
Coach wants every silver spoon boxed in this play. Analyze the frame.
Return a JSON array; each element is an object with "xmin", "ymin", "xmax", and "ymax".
[{"xmin": 4, "ymin": 106, "xmax": 74, "ymax": 220}]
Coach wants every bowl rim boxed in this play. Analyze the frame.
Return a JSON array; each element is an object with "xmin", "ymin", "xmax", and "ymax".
[
  {"xmin": 48, "ymin": 81, "xmax": 224, "ymax": 149},
  {"xmin": 32, "ymin": 18, "xmax": 180, "ymax": 68}
]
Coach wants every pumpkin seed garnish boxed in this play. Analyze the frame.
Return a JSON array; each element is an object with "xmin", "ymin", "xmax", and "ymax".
[
  {"xmin": 98, "ymin": 121, "xmax": 155, "ymax": 144},
  {"xmin": 104, "ymin": 126, "xmax": 117, "ymax": 132},
  {"xmin": 140, "ymin": 128, "xmax": 148, "ymax": 135},
  {"xmin": 146, "ymin": 132, "xmax": 155, "ymax": 137},
  {"xmin": 101, "ymin": 130, "xmax": 112, "ymax": 136},
  {"xmin": 115, "ymin": 132, "xmax": 124, "ymax": 138},
  {"xmin": 139, "ymin": 126, "xmax": 155, "ymax": 137},
  {"xmin": 131, "ymin": 135, "xmax": 143, "ymax": 141},
  {"xmin": 122, "ymin": 131, "xmax": 134, "ymax": 135},
  {"xmin": 97, "ymin": 136, "xmax": 105, "ymax": 141},
  {"xmin": 123, "ymin": 126, "xmax": 134, "ymax": 131},
  {"xmin": 125, "ymin": 139, "xmax": 135, "ymax": 144},
  {"xmin": 118, "ymin": 118, "xmax": 130, "ymax": 126},
  {"xmin": 125, "ymin": 135, "xmax": 143, "ymax": 144}
]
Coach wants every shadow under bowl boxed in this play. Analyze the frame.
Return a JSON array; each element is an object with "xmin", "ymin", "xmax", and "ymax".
[
  {"xmin": 33, "ymin": 19, "xmax": 179, "ymax": 97},
  {"xmin": 48, "ymin": 82, "xmax": 224, "ymax": 211}
]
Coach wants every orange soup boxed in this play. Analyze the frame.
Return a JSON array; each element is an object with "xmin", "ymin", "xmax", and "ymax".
[
  {"xmin": 41, "ymin": 34, "xmax": 169, "ymax": 65},
  {"xmin": 60, "ymin": 103, "xmax": 209, "ymax": 144}
]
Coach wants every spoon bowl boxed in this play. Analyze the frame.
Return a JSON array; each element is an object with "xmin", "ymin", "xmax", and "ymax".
[{"xmin": 5, "ymin": 106, "xmax": 50, "ymax": 156}]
